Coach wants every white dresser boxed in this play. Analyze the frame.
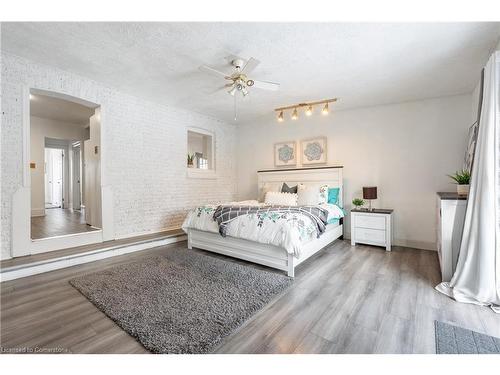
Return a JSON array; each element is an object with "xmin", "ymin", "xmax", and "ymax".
[
  {"xmin": 351, "ymin": 209, "xmax": 393, "ymax": 251},
  {"xmin": 436, "ymin": 192, "xmax": 467, "ymax": 282}
]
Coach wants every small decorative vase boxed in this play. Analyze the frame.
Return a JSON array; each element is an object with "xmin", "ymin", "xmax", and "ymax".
[{"xmin": 457, "ymin": 184, "xmax": 469, "ymax": 196}]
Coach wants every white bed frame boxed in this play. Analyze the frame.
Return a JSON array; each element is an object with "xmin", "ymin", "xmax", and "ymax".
[{"xmin": 186, "ymin": 167, "xmax": 344, "ymax": 277}]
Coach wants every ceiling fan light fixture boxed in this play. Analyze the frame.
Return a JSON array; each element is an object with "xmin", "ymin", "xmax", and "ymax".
[
  {"xmin": 228, "ymin": 86, "xmax": 237, "ymax": 96},
  {"xmin": 242, "ymin": 87, "xmax": 249, "ymax": 96},
  {"xmin": 305, "ymin": 105, "xmax": 313, "ymax": 116},
  {"xmin": 322, "ymin": 103, "xmax": 329, "ymax": 115},
  {"xmin": 277, "ymin": 111, "xmax": 284, "ymax": 122},
  {"xmin": 246, "ymin": 79, "xmax": 254, "ymax": 87},
  {"xmin": 291, "ymin": 108, "xmax": 298, "ymax": 120}
]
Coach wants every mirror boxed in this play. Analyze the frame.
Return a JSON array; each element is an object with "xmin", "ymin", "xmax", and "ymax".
[{"xmin": 30, "ymin": 91, "xmax": 102, "ymax": 239}]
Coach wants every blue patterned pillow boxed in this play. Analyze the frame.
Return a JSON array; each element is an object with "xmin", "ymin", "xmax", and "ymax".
[{"xmin": 328, "ymin": 188, "xmax": 340, "ymax": 205}]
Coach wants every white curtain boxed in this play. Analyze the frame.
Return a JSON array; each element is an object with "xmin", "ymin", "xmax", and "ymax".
[{"xmin": 436, "ymin": 52, "xmax": 500, "ymax": 313}]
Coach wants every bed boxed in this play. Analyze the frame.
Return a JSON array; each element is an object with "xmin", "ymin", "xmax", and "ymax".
[{"xmin": 183, "ymin": 167, "xmax": 344, "ymax": 277}]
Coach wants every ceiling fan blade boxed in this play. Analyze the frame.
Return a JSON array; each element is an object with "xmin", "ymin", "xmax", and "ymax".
[
  {"xmin": 199, "ymin": 65, "xmax": 229, "ymax": 78},
  {"xmin": 241, "ymin": 57, "xmax": 260, "ymax": 74},
  {"xmin": 206, "ymin": 84, "xmax": 233, "ymax": 95},
  {"xmin": 252, "ymin": 80, "xmax": 280, "ymax": 91}
]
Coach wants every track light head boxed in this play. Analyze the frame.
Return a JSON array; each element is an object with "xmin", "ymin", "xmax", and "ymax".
[
  {"xmin": 305, "ymin": 105, "xmax": 313, "ymax": 116},
  {"xmin": 291, "ymin": 108, "xmax": 298, "ymax": 120},
  {"xmin": 277, "ymin": 111, "xmax": 284, "ymax": 122},
  {"xmin": 322, "ymin": 103, "xmax": 329, "ymax": 115}
]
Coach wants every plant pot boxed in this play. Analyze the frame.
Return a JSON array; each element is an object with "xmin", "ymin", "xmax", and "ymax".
[
  {"xmin": 187, "ymin": 164, "xmax": 194, "ymax": 168},
  {"xmin": 457, "ymin": 184, "xmax": 469, "ymax": 196}
]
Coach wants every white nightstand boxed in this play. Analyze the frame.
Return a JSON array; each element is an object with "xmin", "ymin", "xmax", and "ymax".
[{"xmin": 351, "ymin": 209, "xmax": 393, "ymax": 251}]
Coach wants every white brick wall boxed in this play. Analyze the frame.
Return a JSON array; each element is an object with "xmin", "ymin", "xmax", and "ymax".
[{"xmin": 1, "ymin": 52, "xmax": 237, "ymax": 260}]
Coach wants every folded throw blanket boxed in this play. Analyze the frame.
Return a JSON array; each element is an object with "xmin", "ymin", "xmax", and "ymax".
[{"xmin": 213, "ymin": 205, "xmax": 328, "ymax": 238}]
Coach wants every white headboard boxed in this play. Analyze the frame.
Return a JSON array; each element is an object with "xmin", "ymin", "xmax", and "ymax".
[{"xmin": 257, "ymin": 166, "xmax": 344, "ymax": 207}]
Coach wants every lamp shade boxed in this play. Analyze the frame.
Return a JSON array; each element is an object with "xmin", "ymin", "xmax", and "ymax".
[{"xmin": 363, "ymin": 186, "xmax": 377, "ymax": 200}]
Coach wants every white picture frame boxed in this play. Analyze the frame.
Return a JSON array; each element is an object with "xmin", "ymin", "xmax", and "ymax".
[
  {"xmin": 274, "ymin": 141, "xmax": 297, "ymax": 167},
  {"xmin": 301, "ymin": 136, "xmax": 327, "ymax": 165}
]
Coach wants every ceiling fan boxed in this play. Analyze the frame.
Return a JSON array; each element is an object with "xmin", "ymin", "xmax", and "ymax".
[{"xmin": 199, "ymin": 55, "xmax": 280, "ymax": 97}]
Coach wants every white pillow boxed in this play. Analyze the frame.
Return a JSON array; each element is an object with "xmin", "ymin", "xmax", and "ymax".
[
  {"xmin": 259, "ymin": 182, "xmax": 282, "ymax": 202},
  {"xmin": 265, "ymin": 191, "xmax": 298, "ymax": 206},
  {"xmin": 297, "ymin": 184, "xmax": 329, "ymax": 206}
]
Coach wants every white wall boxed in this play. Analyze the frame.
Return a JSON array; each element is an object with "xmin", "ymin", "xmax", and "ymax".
[
  {"xmin": 236, "ymin": 95, "xmax": 472, "ymax": 250},
  {"xmin": 1, "ymin": 52, "xmax": 237, "ymax": 260},
  {"xmin": 30, "ymin": 116, "xmax": 88, "ymax": 215}
]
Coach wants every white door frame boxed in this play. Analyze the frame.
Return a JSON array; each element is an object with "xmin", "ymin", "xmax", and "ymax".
[
  {"xmin": 72, "ymin": 143, "xmax": 82, "ymax": 211},
  {"xmin": 12, "ymin": 87, "xmax": 115, "ymax": 257}
]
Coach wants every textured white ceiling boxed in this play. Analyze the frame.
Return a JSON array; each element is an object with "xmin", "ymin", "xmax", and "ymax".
[
  {"xmin": 30, "ymin": 94, "xmax": 95, "ymax": 126},
  {"xmin": 3, "ymin": 22, "xmax": 500, "ymax": 123}
]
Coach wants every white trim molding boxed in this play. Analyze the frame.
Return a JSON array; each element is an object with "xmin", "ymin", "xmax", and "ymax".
[
  {"xmin": 1, "ymin": 234, "xmax": 186, "ymax": 282},
  {"xmin": 31, "ymin": 208, "xmax": 45, "ymax": 217}
]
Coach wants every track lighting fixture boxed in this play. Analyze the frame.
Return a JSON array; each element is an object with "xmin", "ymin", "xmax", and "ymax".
[{"xmin": 274, "ymin": 98, "xmax": 337, "ymax": 122}]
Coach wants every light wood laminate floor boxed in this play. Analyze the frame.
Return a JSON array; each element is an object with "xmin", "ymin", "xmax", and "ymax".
[
  {"xmin": 1, "ymin": 240, "xmax": 499, "ymax": 354},
  {"xmin": 31, "ymin": 208, "xmax": 99, "ymax": 240}
]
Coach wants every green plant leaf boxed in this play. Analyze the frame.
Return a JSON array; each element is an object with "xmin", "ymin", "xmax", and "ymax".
[{"xmin": 448, "ymin": 169, "xmax": 470, "ymax": 185}]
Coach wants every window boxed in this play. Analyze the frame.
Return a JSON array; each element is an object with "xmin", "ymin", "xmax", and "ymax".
[{"xmin": 187, "ymin": 129, "xmax": 215, "ymax": 178}]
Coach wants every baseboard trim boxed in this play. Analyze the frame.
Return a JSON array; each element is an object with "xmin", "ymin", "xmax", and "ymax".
[
  {"xmin": 1, "ymin": 234, "xmax": 186, "ymax": 282},
  {"xmin": 114, "ymin": 226, "xmax": 183, "ymax": 240},
  {"xmin": 344, "ymin": 234, "xmax": 436, "ymax": 251},
  {"xmin": 31, "ymin": 208, "xmax": 45, "ymax": 217}
]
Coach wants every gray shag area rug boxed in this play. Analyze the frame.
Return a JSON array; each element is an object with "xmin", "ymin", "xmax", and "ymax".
[
  {"xmin": 435, "ymin": 321, "xmax": 500, "ymax": 354},
  {"xmin": 70, "ymin": 248, "xmax": 292, "ymax": 354}
]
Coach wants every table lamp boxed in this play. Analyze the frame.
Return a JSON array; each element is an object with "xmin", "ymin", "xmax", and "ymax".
[{"xmin": 363, "ymin": 186, "xmax": 377, "ymax": 211}]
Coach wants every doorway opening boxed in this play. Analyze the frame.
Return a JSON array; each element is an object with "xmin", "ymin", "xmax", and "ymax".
[{"xmin": 30, "ymin": 91, "xmax": 102, "ymax": 240}]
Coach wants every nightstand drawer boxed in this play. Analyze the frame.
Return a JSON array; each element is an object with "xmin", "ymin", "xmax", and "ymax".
[
  {"xmin": 354, "ymin": 228, "xmax": 386, "ymax": 244},
  {"xmin": 354, "ymin": 215, "xmax": 386, "ymax": 230}
]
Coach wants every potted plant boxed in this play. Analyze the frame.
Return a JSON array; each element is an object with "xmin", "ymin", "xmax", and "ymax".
[
  {"xmin": 448, "ymin": 169, "xmax": 471, "ymax": 196},
  {"xmin": 352, "ymin": 198, "xmax": 365, "ymax": 210},
  {"xmin": 187, "ymin": 153, "xmax": 195, "ymax": 168}
]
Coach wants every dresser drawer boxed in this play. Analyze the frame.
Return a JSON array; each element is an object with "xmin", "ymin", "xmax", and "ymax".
[
  {"xmin": 354, "ymin": 228, "xmax": 386, "ymax": 244},
  {"xmin": 354, "ymin": 214, "xmax": 386, "ymax": 230}
]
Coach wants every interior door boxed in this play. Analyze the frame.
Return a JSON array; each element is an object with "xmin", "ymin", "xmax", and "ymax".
[
  {"xmin": 44, "ymin": 148, "xmax": 52, "ymax": 206},
  {"xmin": 47, "ymin": 148, "xmax": 63, "ymax": 207}
]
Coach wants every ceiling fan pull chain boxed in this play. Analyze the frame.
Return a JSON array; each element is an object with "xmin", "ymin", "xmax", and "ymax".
[{"xmin": 234, "ymin": 95, "xmax": 237, "ymax": 122}]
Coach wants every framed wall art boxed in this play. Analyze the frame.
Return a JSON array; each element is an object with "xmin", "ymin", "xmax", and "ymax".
[
  {"xmin": 301, "ymin": 137, "xmax": 327, "ymax": 165},
  {"xmin": 274, "ymin": 141, "xmax": 297, "ymax": 167}
]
